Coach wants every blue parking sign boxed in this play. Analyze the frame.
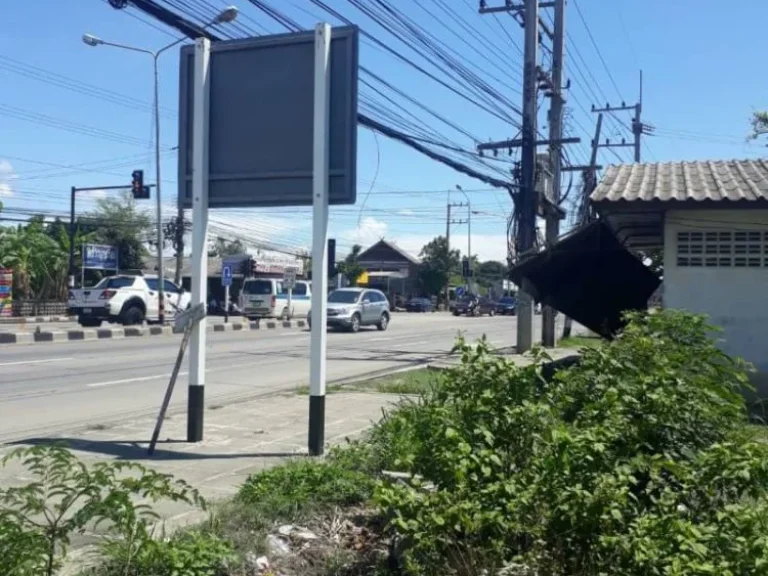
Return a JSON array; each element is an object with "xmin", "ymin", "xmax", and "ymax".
[{"xmin": 221, "ymin": 265, "xmax": 233, "ymax": 287}]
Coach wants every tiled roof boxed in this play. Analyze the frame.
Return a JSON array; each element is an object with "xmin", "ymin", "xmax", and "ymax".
[{"xmin": 591, "ymin": 159, "xmax": 768, "ymax": 203}]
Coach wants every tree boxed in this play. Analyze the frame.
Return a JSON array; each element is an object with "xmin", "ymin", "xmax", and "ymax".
[
  {"xmin": 163, "ymin": 215, "xmax": 192, "ymax": 284},
  {"xmin": 474, "ymin": 260, "xmax": 507, "ymax": 290},
  {"xmin": 0, "ymin": 222, "xmax": 66, "ymax": 301},
  {"xmin": 417, "ymin": 236, "xmax": 460, "ymax": 297},
  {"xmin": 208, "ymin": 237, "xmax": 247, "ymax": 258},
  {"xmin": 750, "ymin": 111, "xmax": 768, "ymax": 141},
  {"xmin": 336, "ymin": 244, "xmax": 366, "ymax": 286},
  {"xmin": 85, "ymin": 193, "xmax": 151, "ymax": 271}
]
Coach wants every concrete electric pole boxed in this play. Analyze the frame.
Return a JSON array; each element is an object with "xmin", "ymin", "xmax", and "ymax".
[
  {"xmin": 478, "ymin": 0, "xmax": 581, "ymax": 353},
  {"xmin": 542, "ymin": 0, "xmax": 566, "ymax": 348},
  {"xmin": 592, "ymin": 71, "xmax": 652, "ymax": 163}
]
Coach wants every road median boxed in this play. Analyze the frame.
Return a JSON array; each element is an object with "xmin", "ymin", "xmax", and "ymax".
[{"xmin": 0, "ymin": 318, "xmax": 308, "ymax": 346}]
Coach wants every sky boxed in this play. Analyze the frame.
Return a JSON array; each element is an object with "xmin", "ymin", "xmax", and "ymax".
[{"xmin": 1, "ymin": 0, "xmax": 766, "ymax": 263}]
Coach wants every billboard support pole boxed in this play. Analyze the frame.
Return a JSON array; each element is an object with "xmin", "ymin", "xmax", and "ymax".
[
  {"xmin": 187, "ymin": 36, "xmax": 211, "ymax": 443},
  {"xmin": 308, "ymin": 22, "xmax": 331, "ymax": 457}
]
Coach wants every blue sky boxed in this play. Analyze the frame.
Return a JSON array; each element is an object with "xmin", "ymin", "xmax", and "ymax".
[{"xmin": 1, "ymin": 0, "xmax": 765, "ymax": 262}]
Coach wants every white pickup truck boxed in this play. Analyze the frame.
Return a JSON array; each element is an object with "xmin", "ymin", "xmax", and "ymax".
[{"xmin": 68, "ymin": 274, "xmax": 191, "ymax": 327}]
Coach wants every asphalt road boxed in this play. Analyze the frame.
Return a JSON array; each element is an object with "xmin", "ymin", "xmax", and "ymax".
[{"xmin": 0, "ymin": 313, "xmax": 546, "ymax": 442}]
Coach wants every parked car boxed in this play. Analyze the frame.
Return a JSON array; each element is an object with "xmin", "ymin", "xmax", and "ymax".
[
  {"xmin": 406, "ymin": 297, "xmax": 433, "ymax": 313},
  {"xmin": 495, "ymin": 296, "xmax": 517, "ymax": 316},
  {"xmin": 68, "ymin": 274, "xmax": 190, "ymax": 327},
  {"xmin": 452, "ymin": 295, "xmax": 496, "ymax": 317},
  {"xmin": 308, "ymin": 288, "xmax": 390, "ymax": 333}
]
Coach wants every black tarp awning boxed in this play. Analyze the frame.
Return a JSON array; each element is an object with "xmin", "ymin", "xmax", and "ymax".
[{"xmin": 509, "ymin": 220, "xmax": 661, "ymax": 338}]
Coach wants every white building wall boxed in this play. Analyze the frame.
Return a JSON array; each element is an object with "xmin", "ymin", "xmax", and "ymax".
[{"xmin": 663, "ymin": 209, "xmax": 768, "ymax": 397}]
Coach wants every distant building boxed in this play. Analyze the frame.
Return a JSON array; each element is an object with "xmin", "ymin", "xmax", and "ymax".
[{"xmin": 355, "ymin": 239, "xmax": 420, "ymax": 301}]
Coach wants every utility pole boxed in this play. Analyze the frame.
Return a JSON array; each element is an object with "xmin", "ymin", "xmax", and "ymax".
[
  {"xmin": 541, "ymin": 0, "xmax": 565, "ymax": 348},
  {"xmin": 479, "ymin": 0, "xmax": 579, "ymax": 353},
  {"xmin": 562, "ymin": 113, "xmax": 603, "ymax": 339},
  {"xmin": 592, "ymin": 70, "xmax": 652, "ymax": 163},
  {"xmin": 516, "ymin": 0, "xmax": 538, "ymax": 353},
  {"xmin": 445, "ymin": 198, "xmax": 470, "ymax": 305},
  {"xmin": 444, "ymin": 201, "xmax": 451, "ymax": 308},
  {"xmin": 455, "ymin": 185, "xmax": 471, "ymax": 290}
]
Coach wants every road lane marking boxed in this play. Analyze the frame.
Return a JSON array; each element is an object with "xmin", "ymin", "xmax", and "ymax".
[
  {"xmin": 85, "ymin": 358, "xmax": 291, "ymax": 389},
  {"xmin": 88, "ymin": 375, "xmax": 167, "ymax": 388},
  {"xmin": 0, "ymin": 357, "xmax": 75, "ymax": 367}
]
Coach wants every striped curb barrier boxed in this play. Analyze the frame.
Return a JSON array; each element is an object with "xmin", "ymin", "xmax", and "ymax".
[
  {"xmin": 0, "ymin": 318, "xmax": 309, "ymax": 346},
  {"xmin": 0, "ymin": 316, "xmax": 75, "ymax": 324}
]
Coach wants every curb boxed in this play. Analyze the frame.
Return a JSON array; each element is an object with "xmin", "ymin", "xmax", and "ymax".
[
  {"xmin": 0, "ymin": 316, "xmax": 74, "ymax": 325},
  {"xmin": 0, "ymin": 319, "xmax": 309, "ymax": 346}
]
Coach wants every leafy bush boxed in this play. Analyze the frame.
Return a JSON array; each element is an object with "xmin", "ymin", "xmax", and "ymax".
[
  {"xmin": 0, "ymin": 444, "xmax": 205, "ymax": 576},
  {"xmin": 91, "ymin": 529, "xmax": 235, "ymax": 576},
  {"xmin": 237, "ymin": 447, "xmax": 376, "ymax": 520},
  {"xmin": 372, "ymin": 310, "xmax": 766, "ymax": 575}
]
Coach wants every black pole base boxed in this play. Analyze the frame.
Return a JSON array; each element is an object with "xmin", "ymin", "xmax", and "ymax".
[
  {"xmin": 187, "ymin": 385, "xmax": 205, "ymax": 442},
  {"xmin": 308, "ymin": 394, "xmax": 326, "ymax": 456}
]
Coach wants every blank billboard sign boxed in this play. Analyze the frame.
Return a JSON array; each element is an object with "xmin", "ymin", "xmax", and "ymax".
[{"xmin": 178, "ymin": 26, "xmax": 359, "ymax": 209}]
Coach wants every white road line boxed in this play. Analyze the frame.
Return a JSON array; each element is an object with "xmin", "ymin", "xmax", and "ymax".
[
  {"xmin": 0, "ymin": 357, "xmax": 75, "ymax": 367},
  {"xmin": 88, "ymin": 375, "xmax": 167, "ymax": 388},
  {"xmin": 85, "ymin": 358, "xmax": 286, "ymax": 389},
  {"xmin": 367, "ymin": 336, "xmax": 394, "ymax": 342}
]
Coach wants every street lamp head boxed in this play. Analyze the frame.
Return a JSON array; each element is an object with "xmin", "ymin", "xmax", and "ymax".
[
  {"xmin": 455, "ymin": 184, "xmax": 463, "ymax": 191},
  {"xmin": 215, "ymin": 6, "xmax": 239, "ymax": 23},
  {"xmin": 82, "ymin": 34, "xmax": 104, "ymax": 47}
]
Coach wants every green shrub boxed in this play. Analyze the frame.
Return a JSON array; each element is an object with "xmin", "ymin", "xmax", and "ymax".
[
  {"xmin": 0, "ymin": 445, "xmax": 205, "ymax": 576},
  {"xmin": 92, "ymin": 529, "xmax": 235, "ymax": 576},
  {"xmin": 372, "ymin": 310, "xmax": 765, "ymax": 575},
  {"xmin": 237, "ymin": 448, "xmax": 376, "ymax": 520}
]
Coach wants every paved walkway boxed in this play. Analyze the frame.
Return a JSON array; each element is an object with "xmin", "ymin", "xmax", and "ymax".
[{"xmin": 0, "ymin": 390, "xmax": 391, "ymax": 499}]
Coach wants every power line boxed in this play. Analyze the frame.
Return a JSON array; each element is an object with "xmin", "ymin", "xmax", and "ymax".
[{"xmin": 571, "ymin": 0, "xmax": 624, "ymax": 101}]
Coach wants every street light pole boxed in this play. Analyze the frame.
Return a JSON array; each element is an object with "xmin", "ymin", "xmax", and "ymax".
[{"xmin": 82, "ymin": 6, "xmax": 238, "ymax": 324}]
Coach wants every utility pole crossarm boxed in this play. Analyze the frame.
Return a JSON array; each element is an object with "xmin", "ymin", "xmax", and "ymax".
[
  {"xmin": 477, "ymin": 136, "xmax": 580, "ymax": 152},
  {"xmin": 479, "ymin": 1, "xmax": 555, "ymax": 13}
]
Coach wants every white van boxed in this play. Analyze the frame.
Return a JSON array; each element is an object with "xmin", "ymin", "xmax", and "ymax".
[{"xmin": 239, "ymin": 278, "xmax": 312, "ymax": 319}]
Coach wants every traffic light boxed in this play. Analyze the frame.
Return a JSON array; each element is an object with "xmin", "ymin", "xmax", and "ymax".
[
  {"xmin": 328, "ymin": 238, "xmax": 336, "ymax": 278},
  {"xmin": 462, "ymin": 257, "xmax": 470, "ymax": 278},
  {"xmin": 131, "ymin": 169, "xmax": 149, "ymax": 199}
]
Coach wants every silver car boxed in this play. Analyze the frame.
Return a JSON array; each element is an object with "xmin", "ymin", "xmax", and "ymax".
[{"xmin": 308, "ymin": 288, "xmax": 390, "ymax": 333}]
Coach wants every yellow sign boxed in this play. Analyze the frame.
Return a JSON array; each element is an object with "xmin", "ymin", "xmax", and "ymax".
[{"xmin": 357, "ymin": 271, "xmax": 369, "ymax": 285}]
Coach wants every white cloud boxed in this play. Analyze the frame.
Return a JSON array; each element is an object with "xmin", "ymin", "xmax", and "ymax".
[
  {"xmin": 396, "ymin": 233, "xmax": 509, "ymax": 263},
  {"xmin": 78, "ymin": 188, "xmax": 108, "ymax": 200},
  {"xmin": 0, "ymin": 159, "xmax": 16, "ymax": 197},
  {"xmin": 339, "ymin": 216, "xmax": 388, "ymax": 247}
]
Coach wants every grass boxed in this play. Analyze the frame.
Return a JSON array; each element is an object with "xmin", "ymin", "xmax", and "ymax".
[
  {"xmin": 203, "ymin": 442, "xmax": 382, "ymax": 574},
  {"xmin": 296, "ymin": 367, "xmax": 437, "ymax": 396},
  {"xmin": 558, "ymin": 334, "xmax": 604, "ymax": 349}
]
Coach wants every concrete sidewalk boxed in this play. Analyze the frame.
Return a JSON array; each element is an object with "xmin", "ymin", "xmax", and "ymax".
[
  {"xmin": 0, "ymin": 388, "xmax": 392, "ymax": 504},
  {"xmin": 0, "ymin": 390, "xmax": 393, "ymax": 574}
]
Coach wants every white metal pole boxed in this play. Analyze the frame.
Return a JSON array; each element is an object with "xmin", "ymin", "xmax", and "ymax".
[
  {"xmin": 308, "ymin": 22, "xmax": 332, "ymax": 457},
  {"xmin": 287, "ymin": 287, "xmax": 293, "ymax": 319},
  {"xmin": 81, "ymin": 244, "xmax": 85, "ymax": 287},
  {"xmin": 188, "ymin": 36, "xmax": 211, "ymax": 443},
  {"xmin": 224, "ymin": 284, "xmax": 230, "ymax": 322},
  {"xmin": 154, "ymin": 55, "xmax": 165, "ymax": 325}
]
